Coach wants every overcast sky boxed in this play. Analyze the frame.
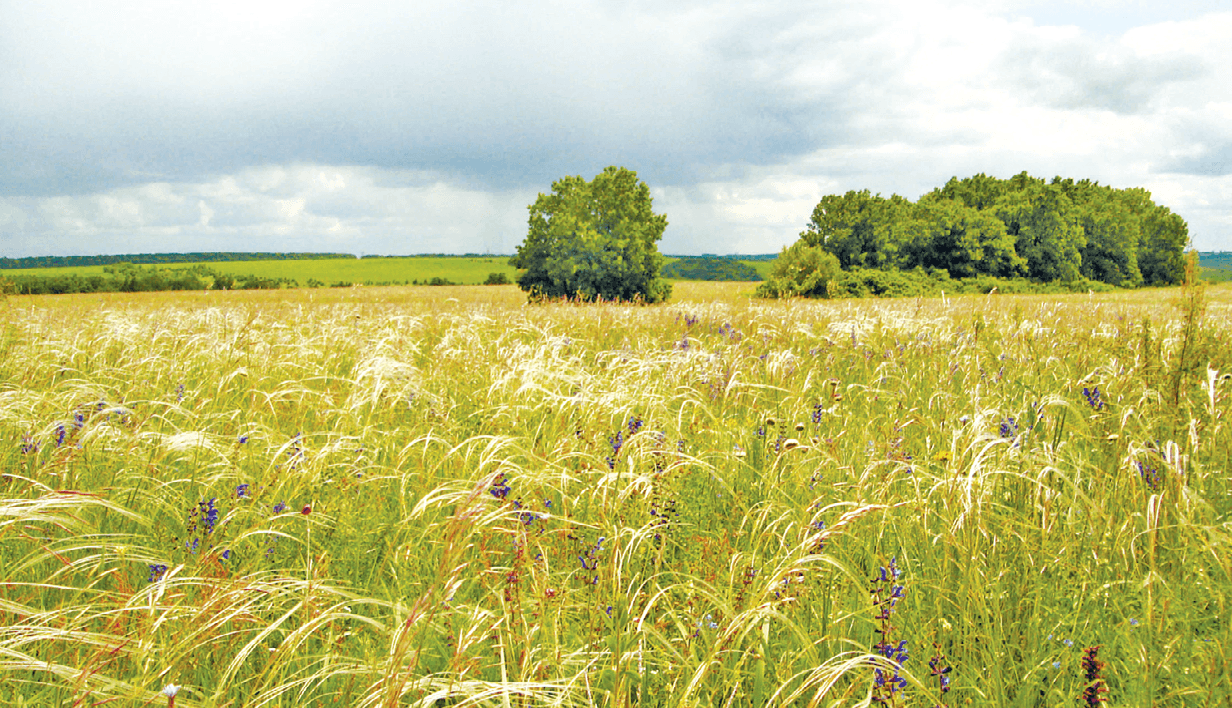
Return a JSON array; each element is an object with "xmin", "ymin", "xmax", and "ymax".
[{"xmin": 1, "ymin": 0, "xmax": 1229, "ymax": 258}]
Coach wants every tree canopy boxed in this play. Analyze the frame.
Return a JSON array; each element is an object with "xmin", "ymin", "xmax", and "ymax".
[
  {"xmin": 510, "ymin": 166, "xmax": 671, "ymax": 303},
  {"xmin": 775, "ymin": 171, "xmax": 1189, "ymax": 297},
  {"xmin": 660, "ymin": 257, "xmax": 762, "ymax": 281}
]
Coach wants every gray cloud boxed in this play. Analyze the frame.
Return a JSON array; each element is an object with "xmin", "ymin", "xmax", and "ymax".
[
  {"xmin": 1158, "ymin": 138, "xmax": 1232, "ymax": 177},
  {"xmin": 1, "ymin": 1, "xmax": 1230, "ymax": 256},
  {"xmin": 997, "ymin": 33, "xmax": 1205, "ymax": 114},
  {"xmin": 1156, "ymin": 108, "xmax": 1232, "ymax": 176},
  {"xmin": 0, "ymin": 0, "xmax": 872, "ymax": 197},
  {"xmin": 1163, "ymin": 150, "xmax": 1231, "ymax": 177}
]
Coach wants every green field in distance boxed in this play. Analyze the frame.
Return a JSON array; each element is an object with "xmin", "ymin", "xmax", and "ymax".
[{"xmin": 2, "ymin": 256, "xmax": 775, "ymax": 284}]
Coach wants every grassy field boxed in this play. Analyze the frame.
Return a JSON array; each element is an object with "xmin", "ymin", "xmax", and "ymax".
[
  {"xmin": 1, "ymin": 256, "xmax": 775, "ymax": 286},
  {"xmin": 1, "ymin": 282, "xmax": 1230, "ymax": 707},
  {"xmin": 0, "ymin": 257, "xmax": 518, "ymax": 286}
]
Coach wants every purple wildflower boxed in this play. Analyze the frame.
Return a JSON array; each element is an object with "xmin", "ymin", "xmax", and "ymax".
[
  {"xmin": 999, "ymin": 417, "xmax": 1018, "ymax": 438},
  {"xmin": 606, "ymin": 430, "xmax": 624, "ymax": 470},
  {"xmin": 199, "ymin": 498, "xmax": 219, "ymax": 535},
  {"xmin": 1136, "ymin": 461, "xmax": 1162, "ymax": 491},
  {"xmin": 929, "ymin": 644, "xmax": 953, "ymax": 706},
  {"xmin": 489, "ymin": 474, "xmax": 511, "ymax": 500},
  {"xmin": 871, "ymin": 557, "xmax": 908, "ymax": 705}
]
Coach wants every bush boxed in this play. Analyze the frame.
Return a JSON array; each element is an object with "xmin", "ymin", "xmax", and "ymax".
[
  {"xmin": 484, "ymin": 272, "xmax": 511, "ymax": 285},
  {"xmin": 831, "ymin": 268, "xmax": 939, "ymax": 298},
  {"xmin": 755, "ymin": 243, "xmax": 842, "ymax": 298},
  {"xmin": 758, "ymin": 260, "xmax": 1123, "ymax": 300}
]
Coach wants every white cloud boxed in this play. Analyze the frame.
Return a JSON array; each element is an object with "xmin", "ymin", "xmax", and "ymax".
[
  {"xmin": 0, "ymin": 165, "xmax": 538, "ymax": 256},
  {"xmin": 0, "ymin": 0, "xmax": 1229, "ymax": 256}
]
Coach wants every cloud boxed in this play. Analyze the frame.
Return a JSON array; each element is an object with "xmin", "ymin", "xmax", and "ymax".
[
  {"xmin": 1, "ymin": 1, "xmax": 1230, "ymax": 255},
  {"xmin": 0, "ymin": 0, "xmax": 863, "ymax": 196},
  {"xmin": 997, "ymin": 30, "xmax": 1205, "ymax": 114},
  {"xmin": 0, "ymin": 165, "xmax": 537, "ymax": 257}
]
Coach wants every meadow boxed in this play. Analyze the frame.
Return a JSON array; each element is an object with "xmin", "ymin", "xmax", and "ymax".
[
  {"xmin": 0, "ymin": 257, "xmax": 518, "ymax": 287},
  {"xmin": 0, "ymin": 256, "xmax": 776, "ymax": 287},
  {"xmin": 0, "ymin": 281, "xmax": 1229, "ymax": 707}
]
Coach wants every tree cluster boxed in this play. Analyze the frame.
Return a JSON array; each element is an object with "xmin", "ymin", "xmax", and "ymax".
[
  {"xmin": 780, "ymin": 172, "xmax": 1187, "ymax": 295},
  {"xmin": 660, "ymin": 257, "xmax": 762, "ymax": 281},
  {"xmin": 6, "ymin": 263, "xmax": 293, "ymax": 295}
]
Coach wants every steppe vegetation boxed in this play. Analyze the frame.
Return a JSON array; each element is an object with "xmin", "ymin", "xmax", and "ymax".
[{"xmin": 1, "ymin": 281, "xmax": 1229, "ymax": 707}]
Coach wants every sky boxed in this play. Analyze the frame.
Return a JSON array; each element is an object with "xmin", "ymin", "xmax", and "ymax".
[{"xmin": 1, "ymin": 0, "xmax": 1229, "ymax": 258}]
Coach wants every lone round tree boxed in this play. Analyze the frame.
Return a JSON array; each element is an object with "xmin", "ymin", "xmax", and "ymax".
[{"xmin": 510, "ymin": 166, "xmax": 671, "ymax": 303}]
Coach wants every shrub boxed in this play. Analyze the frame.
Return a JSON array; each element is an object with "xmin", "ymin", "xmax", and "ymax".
[{"xmin": 755, "ymin": 243, "xmax": 843, "ymax": 298}]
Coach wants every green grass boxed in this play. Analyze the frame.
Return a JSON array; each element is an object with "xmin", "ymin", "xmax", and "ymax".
[
  {"xmin": 1198, "ymin": 252, "xmax": 1232, "ymax": 283},
  {"xmin": 0, "ymin": 257, "xmax": 519, "ymax": 286},
  {"xmin": 744, "ymin": 259, "xmax": 774, "ymax": 280},
  {"xmin": 1200, "ymin": 267, "xmax": 1232, "ymax": 283},
  {"xmin": 0, "ymin": 282, "xmax": 1229, "ymax": 707},
  {"xmin": 206, "ymin": 256, "xmax": 518, "ymax": 285},
  {"xmin": 3, "ymin": 256, "xmax": 775, "ymax": 286}
]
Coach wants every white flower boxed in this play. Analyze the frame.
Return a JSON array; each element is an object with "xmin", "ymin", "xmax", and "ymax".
[{"xmin": 161, "ymin": 684, "xmax": 179, "ymax": 697}]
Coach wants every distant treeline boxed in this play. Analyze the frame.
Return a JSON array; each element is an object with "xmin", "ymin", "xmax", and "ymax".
[
  {"xmin": 678, "ymin": 253, "xmax": 778, "ymax": 261},
  {"xmin": 358, "ymin": 253, "xmax": 507, "ymax": 259},
  {"xmin": 0, "ymin": 252, "xmax": 355, "ymax": 270},
  {"xmin": 1199, "ymin": 252, "xmax": 1232, "ymax": 270},
  {"xmin": 1201, "ymin": 252, "xmax": 1232, "ymax": 283},
  {"xmin": 0, "ymin": 262, "xmax": 501, "ymax": 295},
  {"xmin": 662, "ymin": 257, "xmax": 763, "ymax": 281},
  {"xmin": 1, "ymin": 263, "xmax": 293, "ymax": 295},
  {"xmin": 798, "ymin": 172, "xmax": 1189, "ymax": 287}
]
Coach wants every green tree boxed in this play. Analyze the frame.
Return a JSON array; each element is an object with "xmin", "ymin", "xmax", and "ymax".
[
  {"xmin": 755, "ymin": 242, "xmax": 843, "ymax": 298},
  {"xmin": 993, "ymin": 182, "xmax": 1085, "ymax": 282},
  {"xmin": 929, "ymin": 173, "xmax": 1009, "ymax": 211},
  {"xmin": 800, "ymin": 190, "xmax": 915, "ymax": 270},
  {"xmin": 1062, "ymin": 181, "xmax": 1144, "ymax": 287},
  {"xmin": 510, "ymin": 166, "xmax": 671, "ymax": 302},
  {"xmin": 1136, "ymin": 198, "xmax": 1189, "ymax": 286},
  {"xmin": 910, "ymin": 196, "xmax": 1023, "ymax": 277},
  {"xmin": 1024, "ymin": 176, "xmax": 1187, "ymax": 287}
]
